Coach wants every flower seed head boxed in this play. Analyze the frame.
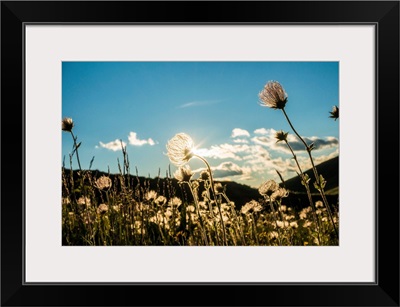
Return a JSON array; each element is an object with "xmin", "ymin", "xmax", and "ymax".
[
  {"xmin": 155, "ymin": 195, "xmax": 167, "ymax": 206},
  {"xmin": 275, "ymin": 130, "xmax": 288, "ymax": 143},
  {"xmin": 95, "ymin": 175, "xmax": 112, "ymax": 190},
  {"xmin": 174, "ymin": 165, "xmax": 193, "ymax": 182},
  {"xmin": 77, "ymin": 196, "xmax": 91, "ymax": 207},
  {"xmin": 199, "ymin": 170, "xmax": 210, "ymax": 181},
  {"xmin": 329, "ymin": 105, "xmax": 339, "ymax": 121},
  {"xmin": 241, "ymin": 200, "xmax": 263, "ymax": 215},
  {"xmin": 169, "ymin": 197, "xmax": 182, "ymax": 208},
  {"xmin": 166, "ymin": 133, "xmax": 195, "ymax": 167},
  {"xmin": 258, "ymin": 179, "xmax": 280, "ymax": 197},
  {"xmin": 145, "ymin": 190, "xmax": 157, "ymax": 201},
  {"xmin": 271, "ymin": 187, "xmax": 289, "ymax": 201},
  {"xmin": 258, "ymin": 81, "xmax": 288, "ymax": 110},
  {"xmin": 97, "ymin": 203, "xmax": 109, "ymax": 214},
  {"xmin": 62, "ymin": 117, "xmax": 74, "ymax": 132},
  {"xmin": 214, "ymin": 182, "xmax": 225, "ymax": 194}
]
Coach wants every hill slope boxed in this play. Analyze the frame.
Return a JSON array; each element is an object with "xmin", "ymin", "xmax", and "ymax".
[
  {"xmin": 281, "ymin": 156, "xmax": 338, "ymax": 195},
  {"xmin": 63, "ymin": 156, "xmax": 338, "ymax": 210}
]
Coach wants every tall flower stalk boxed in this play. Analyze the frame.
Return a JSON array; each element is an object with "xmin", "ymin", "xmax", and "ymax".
[
  {"xmin": 174, "ymin": 165, "xmax": 208, "ymax": 245},
  {"xmin": 166, "ymin": 133, "xmax": 227, "ymax": 245},
  {"xmin": 62, "ymin": 117, "xmax": 82, "ymax": 171},
  {"xmin": 275, "ymin": 131, "xmax": 322, "ymax": 244},
  {"xmin": 259, "ymin": 180, "xmax": 284, "ymax": 245},
  {"xmin": 62, "ymin": 117, "xmax": 93, "ymax": 242},
  {"xmin": 259, "ymin": 81, "xmax": 338, "ymax": 240}
]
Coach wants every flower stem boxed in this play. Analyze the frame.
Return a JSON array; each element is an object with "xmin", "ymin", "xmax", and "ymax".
[
  {"xmin": 69, "ymin": 130, "xmax": 94, "ymax": 240},
  {"xmin": 221, "ymin": 193, "xmax": 246, "ymax": 245},
  {"xmin": 187, "ymin": 182, "xmax": 208, "ymax": 246},
  {"xmin": 269, "ymin": 199, "xmax": 282, "ymax": 245},
  {"xmin": 281, "ymin": 108, "xmax": 338, "ymax": 240},
  {"xmin": 284, "ymin": 140, "xmax": 321, "ymax": 245},
  {"xmin": 70, "ymin": 131, "xmax": 82, "ymax": 171},
  {"xmin": 251, "ymin": 213, "xmax": 259, "ymax": 245},
  {"xmin": 193, "ymin": 154, "xmax": 228, "ymax": 246}
]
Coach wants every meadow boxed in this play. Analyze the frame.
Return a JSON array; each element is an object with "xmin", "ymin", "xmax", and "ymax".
[{"xmin": 62, "ymin": 81, "xmax": 339, "ymax": 246}]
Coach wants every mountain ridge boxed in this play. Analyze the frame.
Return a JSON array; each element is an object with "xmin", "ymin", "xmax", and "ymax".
[{"xmin": 63, "ymin": 156, "xmax": 338, "ymax": 209}]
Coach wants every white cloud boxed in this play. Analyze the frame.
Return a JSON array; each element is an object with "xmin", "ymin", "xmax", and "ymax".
[
  {"xmin": 128, "ymin": 132, "xmax": 156, "ymax": 146},
  {"xmin": 177, "ymin": 100, "xmax": 222, "ymax": 109},
  {"xmin": 212, "ymin": 162, "xmax": 246, "ymax": 178},
  {"xmin": 193, "ymin": 161, "xmax": 252, "ymax": 180},
  {"xmin": 251, "ymin": 129, "xmax": 338, "ymax": 154},
  {"xmin": 195, "ymin": 143, "xmax": 257, "ymax": 161},
  {"xmin": 189, "ymin": 127, "xmax": 338, "ymax": 188},
  {"xmin": 178, "ymin": 102, "xmax": 198, "ymax": 108},
  {"xmin": 99, "ymin": 139, "xmax": 126, "ymax": 152},
  {"xmin": 231, "ymin": 128, "xmax": 250, "ymax": 138},
  {"xmin": 254, "ymin": 128, "xmax": 273, "ymax": 135}
]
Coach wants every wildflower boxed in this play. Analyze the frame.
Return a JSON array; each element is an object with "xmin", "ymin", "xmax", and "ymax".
[
  {"xmin": 95, "ymin": 175, "xmax": 112, "ymax": 190},
  {"xmin": 165, "ymin": 207, "xmax": 173, "ymax": 218},
  {"xmin": 145, "ymin": 190, "xmax": 157, "ymax": 201},
  {"xmin": 77, "ymin": 196, "xmax": 91, "ymax": 207},
  {"xmin": 112, "ymin": 204, "xmax": 121, "ymax": 212},
  {"xmin": 303, "ymin": 220, "xmax": 312, "ymax": 228},
  {"xmin": 187, "ymin": 205, "xmax": 196, "ymax": 213},
  {"xmin": 258, "ymin": 81, "xmax": 288, "ymax": 110},
  {"xmin": 275, "ymin": 130, "xmax": 288, "ymax": 143},
  {"xmin": 168, "ymin": 197, "xmax": 182, "ymax": 208},
  {"xmin": 198, "ymin": 201, "xmax": 208, "ymax": 210},
  {"xmin": 155, "ymin": 195, "xmax": 167, "ymax": 206},
  {"xmin": 269, "ymin": 231, "xmax": 279, "ymax": 240},
  {"xmin": 241, "ymin": 200, "xmax": 263, "ymax": 215},
  {"xmin": 258, "ymin": 179, "xmax": 280, "ymax": 199},
  {"xmin": 279, "ymin": 205, "xmax": 287, "ymax": 212},
  {"xmin": 315, "ymin": 200, "xmax": 324, "ymax": 208},
  {"xmin": 166, "ymin": 133, "xmax": 195, "ymax": 166},
  {"xmin": 191, "ymin": 180, "xmax": 200, "ymax": 190},
  {"xmin": 61, "ymin": 117, "xmax": 74, "ymax": 132},
  {"xmin": 289, "ymin": 221, "xmax": 298, "ymax": 228},
  {"xmin": 199, "ymin": 170, "xmax": 210, "ymax": 181},
  {"xmin": 276, "ymin": 220, "xmax": 289, "ymax": 228},
  {"xmin": 219, "ymin": 203, "xmax": 231, "ymax": 212},
  {"xmin": 174, "ymin": 165, "xmax": 193, "ymax": 182},
  {"xmin": 329, "ymin": 105, "xmax": 339, "ymax": 120},
  {"xmin": 97, "ymin": 203, "xmax": 108, "ymax": 214},
  {"xmin": 271, "ymin": 187, "xmax": 289, "ymax": 201},
  {"xmin": 299, "ymin": 207, "xmax": 313, "ymax": 219},
  {"xmin": 214, "ymin": 182, "xmax": 225, "ymax": 194},
  {"xmin": 285, "ymin": 215, "xmax": 295, "ymax": 221}
]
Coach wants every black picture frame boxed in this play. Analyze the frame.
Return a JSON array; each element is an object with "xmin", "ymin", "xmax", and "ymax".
[{"xmin": 1, "ymin": 1, "xmax": 399, "ymax": 306}]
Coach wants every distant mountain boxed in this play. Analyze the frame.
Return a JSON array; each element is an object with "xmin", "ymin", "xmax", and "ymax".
[
  {"xmin": 63, "ymin": 156, "xmax": 338, "ymax": 210},
  {"xmin": 63, "ymin": 168, "xmax": 261, "ymax": 209},
  {"xmin": 280, "ymin": 156, "xmax": 339, "ymax": 195}
]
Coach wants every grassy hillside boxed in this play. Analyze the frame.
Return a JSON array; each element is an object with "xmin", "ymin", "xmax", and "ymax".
[
  {"xmin": 63, "ymin": 156, "xmax": 338, "ymax": 210},
  {"xmin": 280, "ymin": 156, "xmax": 339, "ymax": 195}
]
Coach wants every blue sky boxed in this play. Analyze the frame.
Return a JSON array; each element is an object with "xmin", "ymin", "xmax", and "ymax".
[{"xmin": 62, "ymin": 62, "xmax": 339, "ymax": 188}]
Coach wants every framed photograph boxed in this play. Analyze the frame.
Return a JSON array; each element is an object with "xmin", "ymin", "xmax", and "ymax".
[{"xmin": 2, "ymin": 1, "xmax": 399, "ymax": 306}]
